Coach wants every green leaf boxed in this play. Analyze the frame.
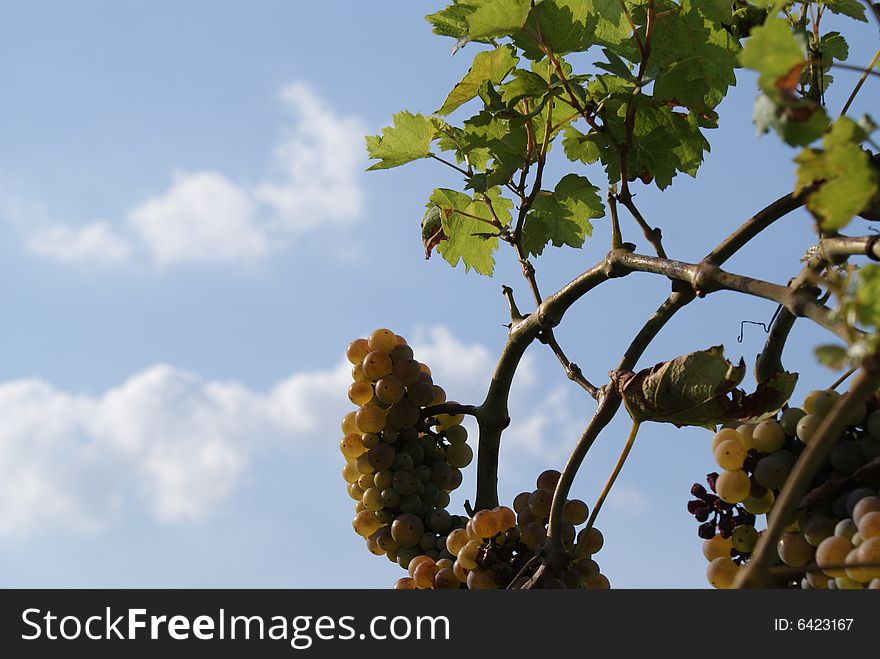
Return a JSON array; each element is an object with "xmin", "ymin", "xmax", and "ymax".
[
  {"xmin": 823, "ymin": 0, "xmax": 868, "ymax": 22},
  {"xmin": 521, "ymin": 174, "xmax": 605, "ymax": 256},
  {"xmin": 753, "ymin": 93, "xmax": 830, "ymax": 147},
  {"xmin": 426, "ymin": 3, "xmax": 476, "ymax": 38},
  {"xmin": 499, "ymin": 69, "xmax": 549, "ymax": 107},
  {"xmin": 820, "ymin": 32, "xmax": 849, "ymax": 64},
  {"xmin": 466, "ymin": 0, "xmax": 532, "ymax": 39},
  {"xmin": 431, "ymin": 187, "xmax": 512, "ymax": 275},
  {"xmin": 856, "ymin": 264, "xmax": 880, "ymax": 329},
  {"xmin": 814, "ymin": 344, "xmax": 848, "ymax": 369},
  {"xmin": 650, "ymin": 0, "xmax": 741, "ymax": 112},
  {"xmin": 586, "ymin": 0, "xmax": 635, "ymax": 48},
  {"xmin": 616, "ymin": 346, "xmax": 797, "ymax": 427},
  {"xmin": 438, "ymin": 46, "xmax": 519, "ymax": 116},
  {"xmin": 366, "ymin": 112, "xmax": 437, "ymax": 170},
  {"xmin": 795, "ymin": 117, "xmax": 878, "ymax": 230},
  {"xmin": 514, "ymin": 0, "xmax": 594, "ymax": 57},
  {"xmin": 462, "ymin": 111, "xmax": 529, "ymax": 186},
  {"xmin": 740, "ymin": 17, "xmax": 805, "ymax": 99}
]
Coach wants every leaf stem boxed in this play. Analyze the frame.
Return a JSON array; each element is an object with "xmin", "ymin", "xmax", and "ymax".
[
  {"xmin": 840, "ymin": 47, "xmax": 880, "ymax": 117},
  {"xmin": 585, "ymin": 420, "xmax": 641, "ymax": 532}
]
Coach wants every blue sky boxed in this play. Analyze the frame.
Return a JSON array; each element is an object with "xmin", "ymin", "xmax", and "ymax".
[{"xmin": 0, "ymin": 2, "xmax": 877, "ymax": 588}]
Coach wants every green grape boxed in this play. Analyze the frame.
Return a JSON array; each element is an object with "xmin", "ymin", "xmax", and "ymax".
[
  {"xmin": 348, "ymin": 380, "xmax": 374, "ymax": 406},
  {"xmin": 446, "ymin": 467, "xmax": 463, "ymax": 491},
  {"xmin": 494, "ymin": 505, "xmax": 516, "ymax": 531},
  {"xmin": 340, "ymin": 434, "xmax": 366, "ymax": 459},
  {"xmin": 434, "ymin": 567, "xmax": 459, "ymax": 589},
  {"xmin": 341, "ymin": 411, "xmax": 359, "ymax": 436},
  {"xmin": 806, "ymin": 570, "xmax": 831, "ymax": 589},
  {"xmin": 520, "ymin": 522, "xmax": 546, "ymax": 551},
  {"xmin": 391, "ymin": 513, "xmax": 425, "ymax": 548},
  {"xmin": 580, "ymin": 527, "xmax": 604, "ymax": 554},
  {"xmin": 414, "ymin": 464, "xmax": 432, "ymax": 481},
  {"xmin": 375, "ymin": 509, "xmax": 395, "ymax": 524},
  {"xmin": 362, "ymin": 487, "xmax": 384, "ymax": 512},
  {"xmin": 838, "ymin": 393, "xmax": 867, "ymax": 427},
  {"xmin": 372, "ymin": 526, "xmax": 398, "ymax": 552},
  {"xmin": 715, "ymin": 469, "xmax": 751, "ymax": 503},
  {"xmin": 512, "ymin": 492, "xmax": 530, "ymax": 514},
  {"xmin": 392, "ymin": 453, "xmax": 414, "ymax": 472},
  {"xmin": 356, "ymin": 405, "xmax": 387, "ymax": 434},
  {"xmin": 367, "ymin": 328, "xmax": 398, "ymax": 354},
  {"xmin": 445, "ymin": 424, "xmax": 468, "ymax": 445},
  {"xmin": 472, "ymin": 510, "xmax": 501, "ymax": 539},
  {"xmin": 389, "ymin": 399, "xmax": 420, "ymax": 428},
  {"xmin": 802, "ymin": 516, "xmax": 835, "ymax": 547},
  {"xmin": 702, "ymin": 534, "xmax": 733, "ymax": 561},
  {"xmin": 389, "ymin": 343, "xmax": 414, "ymax": 365},
  {"xmin": 536, "ymin": 469, "xmax": 562, "ymax": 492},
  {"xmin": 856, "ymin": 537, "xmax": 880, "ymax": 580},
  {"xmin": 584, "ymin": 573, "xmax": 610, "ymax": 589},
  {"xmin": 752, "ymin": 420, "xmax": 785, "ymax": 453},
  {"xmin": 714, "ymin": 439, "xmax": 747, "ymax": 470},
  {"xmin": 796, "ymin": 414, "xmax": 823, "ymax": 444},
  {"xmin": 711, "ymin": 428, "xmax": 745, "ymax": 451},
  {"xmin": 777, "ymin": 532, "xmax": 814, "ymax": 567},
  {"xmin": 362, "ymin": 351, "xmax": 393, "ymax": 381},
  {"xmin": 445, "ymin": 443, "xmax": 473, "ymax": 469},
  {"xmin": 351, "ymin": 362, "xmax": 368, "ymax": 382},
  {"xmin": 361, "ymin": 433, "xmax": 380, "ymax": 449},
  {"xmin": 575, "ymin": 558, "xmax": 600, "ymax": 579},
  {"xmin": 430, "ymin": 461, "xmax": 452, "ymax": 487},
  {"xmin": 422, "ymin": 482, "xmax": 441, "ymax": 504},
  {"xmin": 375, "ymin": 376, "xmax": 405, "ymax": 404},
  {"xmin": 353, "ymin": 510, "xmax": 382, "ymax": 538},
  {"xmin": 753, "ymin": 455, "xmax": 791, "ymax": 490},
  {"xmin": 861, "ymin": 436, "xmax": 880, "ymax": 461},
  {"xmin": 835, "ymin": 518, "xmax": 858, "ymax": 540},
  {"xmin": 346, "ymin": 338, "xmax": 370, "ymax": 365},
  {"xmin": 816, "ymin": 536, "xmax": 854, "ymax": 577},
  {"xmin": 342, "ymin": 462, "xmax": 359, "ymax": 484},
  {"xmin": 804, "ymin": 389, "xmax": 840, "ymax": 416},
  {"xmin": 743, "ymin": 489, "xmax": 775, "ymax": 514},
  {"xmin": 735, "ymin": 425, "xmax": 757, "ymax": 451},
  {"xmin": 457, "ymin": 540, "xmax": 482, "ymax": 571},
  {"xmin": 356, "ymin": 473, "xmax": 373, "ymax": 491},
  {"xmin": 392, "ymin": 470, "xmax": 419, "ymax": 496},
  {"xmin": 419, "ymin": 532, "xmax": 438, "ymax": 551},
  {"xmin": 427, "ymin": 508, "xmax": 452, "ymax": 533},
  {"xmin": 436, "ymin": 490, "xmax": 450, "ymax": 509},
  {"xmin": 399, "ymin": 441, "xmax": 425, "ymax": 465},
  {"xmin": 446, "ymin": 528, "xmax": 469, "ymax": 556},
  {"xmin": 431, "ymin": 385, "xmax": 447, "ymax": 405},
  {"xmin": 527, "ymin": 489, "xmax": 552, "ymax": 519},
  {"xmin": 730, "ymin": 525, "xmax": 759, "ymax": 553},
  {"xmin": 373, "ymin": 469, "xmax": 393, "ymax": 490},
  {"xmin": 348, "ymin": 482, "xmax": 365, "ymax": 501},
  {"xmin": 466, "ymin": 569, "xmax": 497, "ymax": 590},
  {"xmin": 394, "ymin": 577, "xmax": 417, "ymax": 589},
  {"xmin": 393, "ymin": 359, "xmax": 421, "ymax": 386},
  {"xmin": 706, "ymin": 556, "xmax": 739, "ymax": 589},
  {"xmin": 859, "ymin": 511, "xmax": 880, "ymax": 539},
  {"xmin": 834, "ymin": 575, "xmax": 864, "ymax": 589},
  {"xmin": 779, "ymin": 407, "xmax": 807, "ymax": 436},
  {"xmin": 398, "ymin": 494, "xmax": 422, "ymax": 514},
  {"xmin": 407, "ymin": 381, "xmax": 435, "ymax": 407},
  {"xmin": 366, "ymin": 443, "xmax": 395, "ymax": 471},
  {"xmin": 380, "ymin": 488, "xmax": 401, "ymax": 508}
]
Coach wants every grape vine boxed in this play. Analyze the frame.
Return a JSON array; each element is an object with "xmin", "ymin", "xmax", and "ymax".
[{"xmin": 351, "ymin": 0, "xmax": 880, "ymax": 589}]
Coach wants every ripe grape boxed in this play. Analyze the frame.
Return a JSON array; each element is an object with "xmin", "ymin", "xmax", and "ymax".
[
  {"xmin": 714, "ymin": 439, "xmax": 747, "ymax": 470},
  {"xmin": 362, "ymin": 351, "xmax": 393, "ymax": 381},
  {"xmin": 752, "ymin": 420, "xmax": 785, "ymax": 453},
  {"xmin": 715, "ymin": 469, "xmax": 750, "ymax": 503},
  {"xmin": 346, "ymin": 339, "xmax": 370, "ymax": 365},
  {"xmin": 706, "ymin": 557, "xmax": 739, "ymax": 589},
  {"xmin": 368, "ymin": 328, "xmax": 398, "ymax": 354},
  {"xmin": 472, "ymin": 510, "xmax": 501, "ymax": 539},
  {"xmin": 348, "ymin": 381, "xmax": 374, "ymax": 406}
]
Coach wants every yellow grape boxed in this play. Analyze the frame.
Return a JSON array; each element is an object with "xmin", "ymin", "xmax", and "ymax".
[
  {"xmin": 368, "ymin": 328, "xmax": 399, "ymax": 354},
  {"xmin": 348, "ymin": 381, "xmax": 374, "ymax": 406},
  {"xmin": 346, "ymin": 338, "xmax": 369, "ymax": 365}
]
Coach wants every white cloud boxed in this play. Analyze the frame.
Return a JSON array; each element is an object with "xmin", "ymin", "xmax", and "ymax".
[
  {"xmin": 0, "ymin": 326, "xmax": 588, "ymax": 537},
  {"xmin": 254, "ymin": 82, "xmax": 365, "ymax": 232},
  {"xmin": 27, "ymin": 222, "xmax": 132, "ymax": 265},
  {"xmin": 605, "ymin": 483, "xmax": 648, "ymax": 514},
  {"xmin": 127, "ymin": 171, "xmax": 267, "ymax": 267},
  {"xmin": 21, "ymin": 81, "xmax": 367, "ymax": 269}
]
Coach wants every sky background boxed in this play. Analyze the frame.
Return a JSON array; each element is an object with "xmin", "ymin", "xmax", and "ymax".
[{"xmin": 0, "ymin": 1, "xmax": 877, "ymax": 588}]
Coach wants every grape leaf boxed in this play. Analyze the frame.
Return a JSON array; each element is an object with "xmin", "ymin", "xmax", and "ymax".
[
  {"xmin": 740, "ymin": 17, "xmax": 805, "ymax": 99},
  {"xmin": 795, "ymin": 117, "xmax": 878, "ymax": 231},
  {"xmin": 366, "ymin": 112, "xmax": 437, "ymax": 170},
  {"xmin": 438, "ymin": 46, "xmax": 519, "ymax": 116},
  {"xmin": 499, "ymin": 69, "xmax": 549, "ymax": 107},
  {"xmin": 616, "ymin": 346, "xmax": 797, "ymax": 427},
  {"xmin": 753, "ymin": 93, "xmax": 830, "ymax": 147},
  {"xmin": 821, "ymin": 32, "xmax": 849, "ymax": 64},
  {"xmin": 650, "ymin": 0, "xmax": 740, "ymax": 112},
  {"xmin": 426, "ymin": 3, "xmax": 476, "ymax": 38},
  {"xmin": 521, "ymin": 174, "xmax": 605, "ymax": 256},
  {"xmin": 513, "ymin": 0, "xmax": 595, "ymax": 58},
  {"xmin": 466, "ymin": 0, "xmax": 532, "ymax": 39},
  {"xmin": 586, "ymin": 0, "xmax": 635, "ymax": 48},
  {"xmin": 823, "ymin": 0, "xmax": 868, "ymax": 22},
  {"xmin": 814, "ymin": 344, "xmax": 848, "ymax": 369},
  {"xmin": 431, "ymin": 187, "xmax": 512, "ymax": 275}
]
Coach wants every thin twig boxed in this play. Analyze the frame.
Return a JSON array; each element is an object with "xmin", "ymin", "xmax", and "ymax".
[{"xmin": 840, "ymin": 47, "xmax": 880, "ymax": 116}]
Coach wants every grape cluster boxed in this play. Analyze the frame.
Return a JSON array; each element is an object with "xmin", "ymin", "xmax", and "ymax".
[
  {"xmin": 341, "ymin": 329, "xmax": 472, "ymax": 572},
  {"xmin": 395, "ymin": 470, "xmax": 609, "ymax": 589},
  {"xmin": 689, "ymin": 388, "xmax": 880, "ymax": 589}
]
